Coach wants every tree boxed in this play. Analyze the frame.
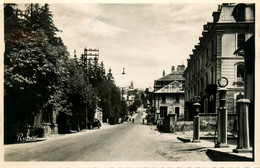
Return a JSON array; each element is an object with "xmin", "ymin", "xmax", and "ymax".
[
  {"xmin": 4, "ymin": 3, "xmax": 70, "ymax": 132},
  {"xmin": 4, "ymin": 4, "xmax": 129, "ymax": 142},
  {"xmin": 128, "ymin": 104, "xmax": 137, "ymax": 114},
  {"xmin": 133, "ymin": 98, "xmax": 142, "ymax": 108}
]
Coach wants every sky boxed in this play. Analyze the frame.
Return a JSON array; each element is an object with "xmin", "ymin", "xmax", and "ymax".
[{"xmin": 47, "ymin": 3, "xmax": 218, "ymax": 89}]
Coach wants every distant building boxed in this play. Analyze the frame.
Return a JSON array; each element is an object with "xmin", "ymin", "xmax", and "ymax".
[
  {"xmin": 153, "ymin": 65, "xmax": 185, "ymax": 124},
  {"xmin": 183, "ymin": 3, "xmax": 254, "ymax": 120},
  {"xmin": 120, "ymin": 80, "xmax": 142, "ymax": 107},
  {"xmin": 154, "ymin": 81, "xmax": 185, "ymax": 120},
  {"xmin": 154, "ymin": 65, "xmax": 185, "ymax": 91}
]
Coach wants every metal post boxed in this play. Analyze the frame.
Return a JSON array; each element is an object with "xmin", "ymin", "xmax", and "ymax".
[
  {"xmin": 233, "ymin": 99, "xmax": 252, "ymax": 153},
  {"xmin": 84, "ymin": 48, "xmax": 88, "ymax": 129},
  {"xmin": 193, "ymin": 115, "xmax": 200, "ymax": 142},
  {"xmin": 215, "ymin": 87, "xmax": 229, "ymax": 148},
  {"xmin": 192, "ymin": 102, "xmax": 201, "ymax": 143},
  {"xmin": 217, "ymin": 107, "xmax": 228, "ymax": 145}
]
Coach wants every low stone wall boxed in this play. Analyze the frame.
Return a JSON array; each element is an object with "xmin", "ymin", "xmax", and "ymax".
[
  {"xmin": 170, "ymin": 113, "xmax": 237, "ymax": 135},
  {"xmin": 174, "ymin": 121, "xmax": 193, "ymax": 132},
  {"xmin": 199, "ymin": 114, "xmax": 217, "ymax": 132},
  {"xmin": 199, "ymin": 113, "xmax": 237, "ymax": 133}
]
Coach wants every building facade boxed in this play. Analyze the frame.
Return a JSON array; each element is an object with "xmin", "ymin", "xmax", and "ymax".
[
  {"xmin": 153, "ymin": 65, "xmax": 185, "ymax": 124},
  {"xmin": 184, "ymin": 3, "xmax": 255, "ymax": 120},
  {"xmin": 154, "ymin": 81, "xmax": 185, "ymax": 121}
]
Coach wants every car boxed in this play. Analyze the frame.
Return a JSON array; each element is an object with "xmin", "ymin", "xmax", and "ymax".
[{"xmin": 88, "ymin": 118, "xmax": 101, "ymax": 129}]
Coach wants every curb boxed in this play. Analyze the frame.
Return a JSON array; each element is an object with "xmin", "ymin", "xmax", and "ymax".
[
  {"xmin": 177, "ymin": 136, "xmax": 253, "ymax": 161},
  {"xmin": 206, "ymin": 149, "xmax": 253, "ymax": 161},
  {"xmin": 177, "ymin": 136, "xmax": 192, "ymax": 143},
  {"xmin": 200, "ymin": 136, "xmax": 237, "ymax": 140}
]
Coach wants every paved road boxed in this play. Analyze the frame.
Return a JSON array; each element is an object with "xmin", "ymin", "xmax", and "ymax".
[{"xmin": 5, "ymin": 113, "xmax": 211, "ymax": 161}]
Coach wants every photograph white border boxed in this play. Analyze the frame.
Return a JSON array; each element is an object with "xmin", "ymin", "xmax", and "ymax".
[{"xmin": 0, "ymin": 0, "xmax": 259, "ymax": 167}]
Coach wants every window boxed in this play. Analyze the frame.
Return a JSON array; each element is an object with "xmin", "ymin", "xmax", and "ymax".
[
  {"xmin": 160, "ymin": 107, "xmax": 167, "ymax": 118},
  {"xmin": 202, "ymin": 54, "xmax": 204, "ymax": 66},
  {"xmin": 237, "ymin": 64, "xmax": 244, "ymax": 81},
  {"xmin": 237, "ymin": 34, "xmax": 245, "ymax": 49},
  {"xmin": 175, "ymin": 107, "xmax": 180, "ymax": 120},
  {"xmin": 232, "ymin": 4, "xmax": 246, "ymax": 22},
  {"xmin": 205, "ymin": 49, "xmax": 208, "ymax": 65},
  {"xmin": 162, "ymin": 95, "xmax": 166, "ymax": 103},
  {"xmin": 211, "ymin": 68, "xmax": 214, "ymax": 84},
  {"xmin": 200, "ymin": 78, "xmax": 203, "ymax": 94},
  {"xmin": 211, "ymin": 40, "xmax": 215, "ymax": 60},
  {"xmin": 204, "ymin": 98, "xmax": 208, "ymax": 113},
  {"xmin": 175, "ymin": 94, "xmax": 179, "ymax": 102},
  {"xmin": 205, "ymin": 73, "xmax": 208, "ymax": 86},
  {"xmin": 233, "ymin": 63, "xmax": 244, "ymax": 87}
]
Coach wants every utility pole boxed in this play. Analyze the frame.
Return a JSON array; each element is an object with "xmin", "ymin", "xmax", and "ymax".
[{"xmin": 81, "ymin": 47, "xmax": 99, "ymax": 129}]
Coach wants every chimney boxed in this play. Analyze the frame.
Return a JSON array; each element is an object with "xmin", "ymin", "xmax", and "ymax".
[
  {"xmin": 218, "ymin": 4, "xmax": 221, "ymax": 11},
  {"xmin": 163, "ymin": 70, "xmax": 165, "ymax": 76},
  {"xmin": 171, "ymin": 66, "xmax": 175, "ymax": 72},
  {"xmin": 177, "ymin": 65, "xmax": 185, "ymax": 72}
]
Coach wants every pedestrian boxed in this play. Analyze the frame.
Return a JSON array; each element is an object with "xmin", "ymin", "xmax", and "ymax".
[{"xmin": 132, "ymin": 118, "xmax": 134, "ymax": 123}]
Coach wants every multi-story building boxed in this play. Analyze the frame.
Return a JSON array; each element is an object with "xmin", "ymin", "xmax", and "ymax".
[
  {"xmin": 153, "ymin": 65, "xmax": 185, "ymax": 124},
  {"xmin": 184, "ymin": 3, "xmax": 254, "ymax": 120}
]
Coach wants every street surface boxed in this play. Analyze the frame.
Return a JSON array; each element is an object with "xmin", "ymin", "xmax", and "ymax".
[{"xmin": 5, "ymin": 113, "xmax": 211, "ymax": 161}]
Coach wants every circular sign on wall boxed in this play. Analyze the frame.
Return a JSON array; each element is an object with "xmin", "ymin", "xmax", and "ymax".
[{"xmin": 218, "ymin": 77, "xmax": 228, "ymax": 87}]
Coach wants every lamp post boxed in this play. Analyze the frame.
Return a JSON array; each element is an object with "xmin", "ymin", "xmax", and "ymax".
[
  {"xmin": 192, "ymin": 96, "xmax": 201, "ymax": 143},
  {"xmin": 215, "ymin": 77, "xmax": 229, "ymax": 148}
]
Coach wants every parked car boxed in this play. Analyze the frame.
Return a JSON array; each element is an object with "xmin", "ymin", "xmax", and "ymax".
[{"xmin": 88, "ymin": 119, "xmax": 101, "ymax": 129}]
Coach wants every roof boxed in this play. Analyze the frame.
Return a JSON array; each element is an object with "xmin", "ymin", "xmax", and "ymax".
[
  {"xmin": 155, "ymin": 81, "xmax": 184, "ymax": 94},
  {"xmin": 155, "ymin": 71, "xmax": 185, "ymax": 82}
]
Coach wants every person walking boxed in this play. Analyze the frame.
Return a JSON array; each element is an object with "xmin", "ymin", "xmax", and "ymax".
[{"xmin": 132, "ymin": 118, "xmax": 135, "ymax": 123}]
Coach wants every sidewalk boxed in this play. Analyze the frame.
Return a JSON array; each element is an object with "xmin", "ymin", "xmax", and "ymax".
[{"xmin": 177, "ymin": 135, "xmax": 253, "ymax": 161}]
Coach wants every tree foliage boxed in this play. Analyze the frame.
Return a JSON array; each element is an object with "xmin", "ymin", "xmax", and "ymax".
[
  {"xmin": 4, "ymin": 4, "xmax": 68, "ymax": 126},
  {"xmin": 4, "ymin": 3, "xmax": 128, "ymax": 134}
]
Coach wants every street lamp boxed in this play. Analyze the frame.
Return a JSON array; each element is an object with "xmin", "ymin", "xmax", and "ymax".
[
  {"xmin": 122, "ymin": 68, "xmax": 126, "ymax": 75},
  {"xmin": 215, "ymin": 77, "xmax": 229, "ymax": 148},
  {"xmin": 192, "ymin": 96, "xmax": 201, "ymax": 143}
]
